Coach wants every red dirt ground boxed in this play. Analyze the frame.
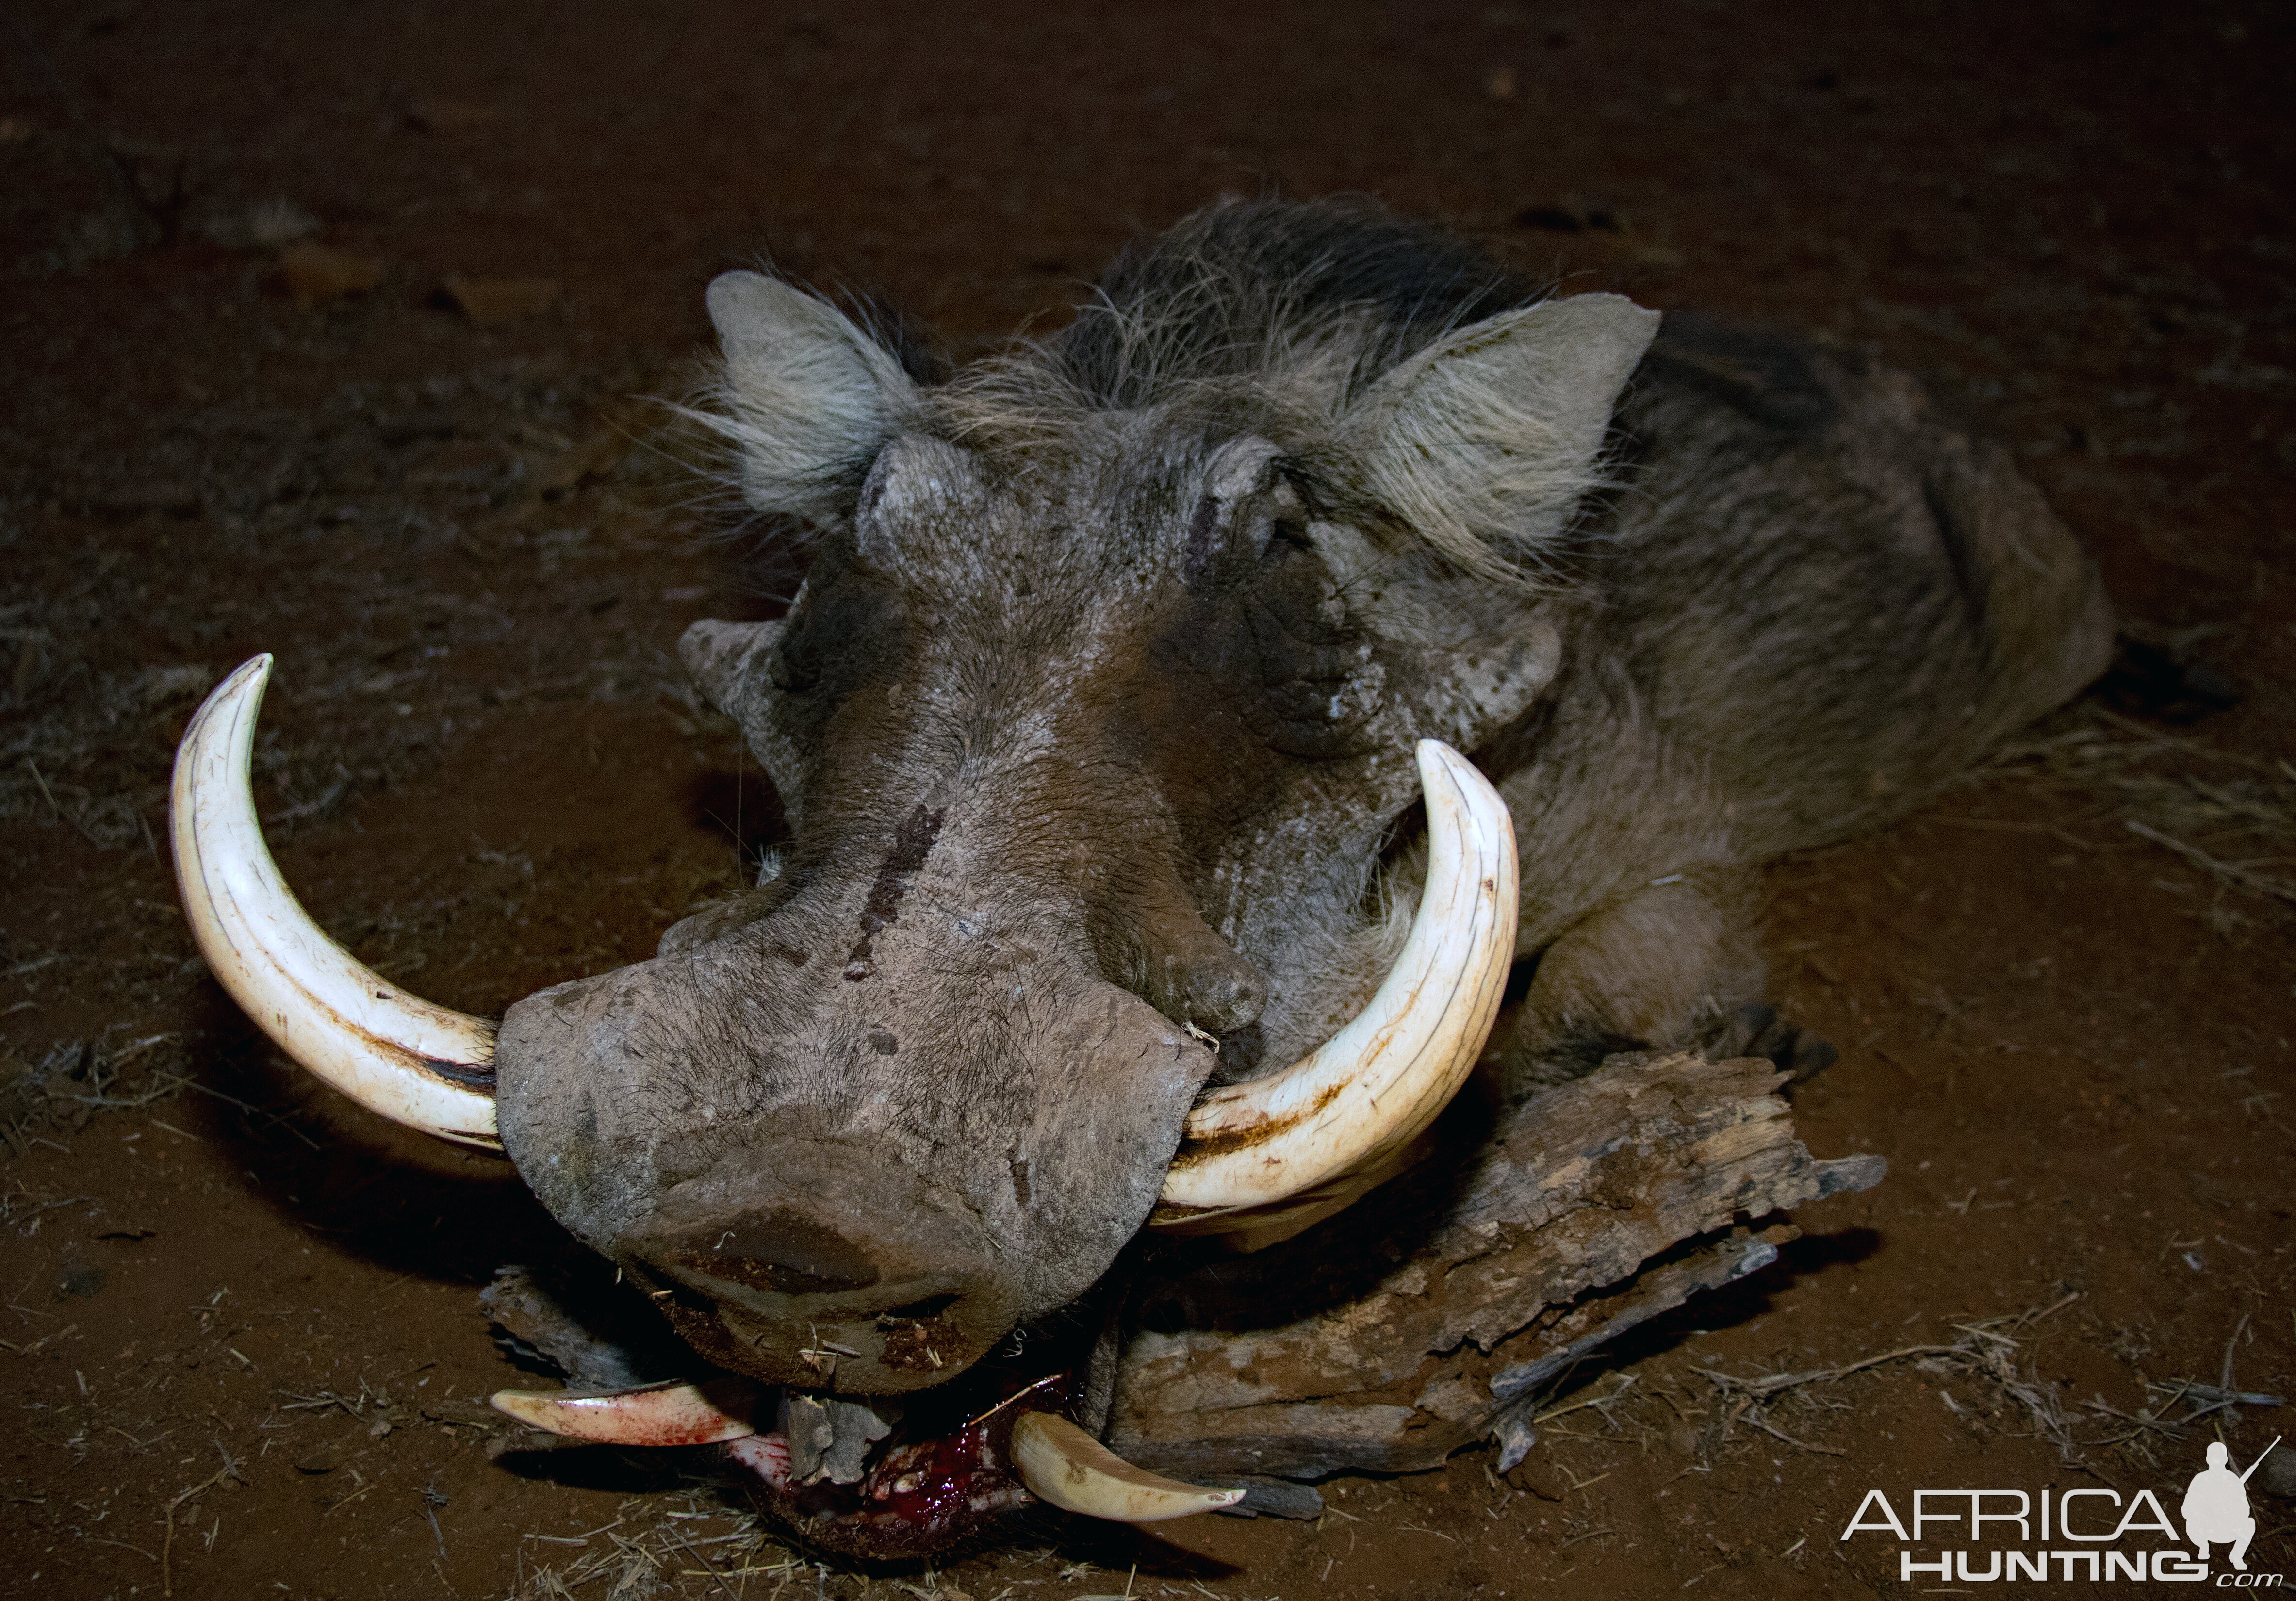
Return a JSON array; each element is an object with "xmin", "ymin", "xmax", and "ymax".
[{"xmin": 2, "ymin": 3, "xmax": 2291, "ymax": 1598}]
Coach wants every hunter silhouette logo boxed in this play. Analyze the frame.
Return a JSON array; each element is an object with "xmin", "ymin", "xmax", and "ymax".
[
  {"xmin": 1839, "ymin": 1433, "xmax": 2286, "ymax": 1584},
  {"xmin": 2185, "ymin": 1437, "xmax": 2279, "ymax": 1573}
]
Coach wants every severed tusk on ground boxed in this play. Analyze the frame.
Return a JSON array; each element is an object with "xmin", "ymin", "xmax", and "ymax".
[
  {"xmin": 1009, "ymin": 1412, "xmax": 1245, "ymax": 1522},
  {"xmin": 1151, "ymin": 739, "xmax": 1517, "ymax": 1233},
  {"xmin": 169, "ymin": 655, "xmax": 502, "ymax": 1149},
  {"xmin": 490, "ymin": 1379, "xmax": 762, "ymax": 1445}
]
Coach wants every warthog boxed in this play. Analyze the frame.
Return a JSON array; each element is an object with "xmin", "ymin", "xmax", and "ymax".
[{"xmin": 170, "ymin": 199, "xmax": 2109, "ymax": 1554}]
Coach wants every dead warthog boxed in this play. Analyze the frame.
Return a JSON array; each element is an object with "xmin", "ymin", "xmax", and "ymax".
[{"xmin": 170, "ymin": 199, "xmax": 2109, "ymax": 1554}]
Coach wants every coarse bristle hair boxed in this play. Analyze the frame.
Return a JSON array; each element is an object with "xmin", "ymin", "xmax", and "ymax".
[{"xmin": 706, "ymin": 197, "xmax": 1629, "ymax": 586}]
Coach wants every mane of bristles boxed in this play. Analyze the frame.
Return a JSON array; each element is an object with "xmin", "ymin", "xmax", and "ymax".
[{"xmin": 920, "ymin": 199, "xmax": 1602, "ymax": 585}]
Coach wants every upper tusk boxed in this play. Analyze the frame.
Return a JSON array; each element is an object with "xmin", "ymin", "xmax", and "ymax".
[
  {"xmin": 169, "ymin": 655, "xmax": 502, "ymax": 1149},
  {"xmin": 1150, "ymin": 739, "xmax": 1517, "ymax": 1234},
  {"xmin": 490, "ymin": 1379, "xmax": 761, "ymax": 1445},
  {"xmin": 1009, "ymin": 1411, "xmax": 1245, "ymax": 1522}
]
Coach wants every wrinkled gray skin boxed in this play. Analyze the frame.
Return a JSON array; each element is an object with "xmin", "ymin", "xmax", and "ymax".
[{"xmin": 493, "ymin": 200, "xmax": 2111, "ymax": 1397}]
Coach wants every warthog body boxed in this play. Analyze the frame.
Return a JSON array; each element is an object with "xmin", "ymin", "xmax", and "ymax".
[
  {"xmin": 172, "ymin": 197, "xmax": 2111, "ymax": 1552},
  {"xmin": 493, "ymin": 198, "xmax": 2107, "ymax": 1401}
]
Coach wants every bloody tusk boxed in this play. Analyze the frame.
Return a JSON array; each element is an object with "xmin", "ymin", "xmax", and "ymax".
[
  {"xmin": 1009, "ymin": 1411, "xmax": 1245, "ymax": 1522},
  {"xmin": 489, "ymin": 1379, "xmax": 763, "ymax": 1446}
]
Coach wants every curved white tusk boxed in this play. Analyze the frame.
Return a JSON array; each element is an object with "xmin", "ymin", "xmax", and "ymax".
[
  {"xmin": 169, "ymin": 655, "xmax": 502, "ymax": 1149},
  {"xmin": 1010, "ymin": 1412, "xmax": 1245, "ymax": 1522},
  {"xmin": 491, "ymin": 1380, "xmax": 761, "ymax": 1445},
  {"xmin": 1151, "ymin": 739, "xmax": 1517, "ymax": 1235}
]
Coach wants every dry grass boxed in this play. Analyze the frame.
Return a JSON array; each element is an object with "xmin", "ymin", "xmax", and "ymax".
[
  {"xmin": 2, "ymin": 1032, "xmax": 195, "ymax": 1153},
  {"xmin": 1515, "ymin": 1286, "xmax": 2288, "ymax": 1500},
  {"xmin": 1688, "ymin": 1292, "xmax": 2092, "ymax": 1463},
  {"xmin": 506, "ymin": 1494, "xmax": 1086, "ymax": 1601},
  {"xmin": 510, "ymin": 1493, "xmax": 804, "ymax": 1600},
  {"xmin": 1972, "ymin": 700, "xmax": 2296, "ymax": 930}
]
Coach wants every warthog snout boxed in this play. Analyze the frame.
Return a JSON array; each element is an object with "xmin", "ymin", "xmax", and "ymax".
[
  {"xmin": 619, "ymin": 1148, "xmax": 1013, "ymax": 1390},
  {"xmin": 490, "ymin": 814, "xmax": 1229, "ymax": 1391}
]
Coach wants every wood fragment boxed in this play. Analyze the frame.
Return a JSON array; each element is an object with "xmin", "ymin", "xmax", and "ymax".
[{"xmin": 1109, "ymin": 1051, "xmax": 1883, "ymax": 1477}]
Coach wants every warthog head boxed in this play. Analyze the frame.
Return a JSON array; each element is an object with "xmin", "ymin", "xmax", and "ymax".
[{"xmin": 169, "ymin": 201, "xmax": 1664, "ymax": 1544}]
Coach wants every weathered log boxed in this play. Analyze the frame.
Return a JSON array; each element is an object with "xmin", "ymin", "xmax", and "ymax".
[{"xmin": 1107, "ymin": 1051, "xmax": 1883, "ymax": 1480}]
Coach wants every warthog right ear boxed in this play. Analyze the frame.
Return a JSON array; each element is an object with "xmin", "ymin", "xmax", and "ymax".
[
  {"xmin": 705, "ymin": 271, "xmax": 915, "ymax": 526},
  {"xmin": 1341, "ymin": 292, "xmax": 1660, "ymax": 582}
]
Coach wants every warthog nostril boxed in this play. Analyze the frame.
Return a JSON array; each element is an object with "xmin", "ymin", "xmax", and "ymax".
[{"xmin": 658, "ymin": 1208, "xmax": 884, "ymax": 1297}]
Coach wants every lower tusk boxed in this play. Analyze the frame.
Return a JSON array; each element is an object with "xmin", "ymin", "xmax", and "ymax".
[
  {"xmin": 169, "ymin": 655, "xmax": 501, "ymax": 1149},
  {"xmin": 1151, "ymin": 739, "xmax": 1517, "ymax": 1232},
  {"xmin": 1010, "ymin": 1412, "xmax": 1245, "ymax": 1522},
  {"xmin": 490, "ymin": 1380, "xmax": 762, "ymax": 1445}
]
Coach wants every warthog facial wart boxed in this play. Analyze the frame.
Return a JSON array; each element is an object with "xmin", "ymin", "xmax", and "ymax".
[{"xmin": 170, "ymin": 197, "xmax": 2110, "ymax": 1557}]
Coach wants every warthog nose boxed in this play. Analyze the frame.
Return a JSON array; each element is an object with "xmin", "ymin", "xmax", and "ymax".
[
  {"xmin": 654, "ymin": 1208, "xmax": 884, "ymax": 1297},
  {"xmin": 622, "ymin": 1146, "xmax": 1021, "ymax": 1389}
]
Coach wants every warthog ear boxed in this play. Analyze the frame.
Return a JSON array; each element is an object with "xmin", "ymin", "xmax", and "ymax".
[
  {"xmin": 1341, "ymin": 292, "xmax": 1660, "ymax": 581},
  {"xmin": 705, "ymin": 271, "xmax": 915, "ymax": 525}
]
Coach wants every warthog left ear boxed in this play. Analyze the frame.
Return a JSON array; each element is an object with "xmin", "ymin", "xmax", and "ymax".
[
  {"xmin": 704, "ymin": 271, "xmax": 915, "ymax": 526},
  {"xmin": 1341, "ymin": 292, "xmax": 1660, "ymax": 581}
]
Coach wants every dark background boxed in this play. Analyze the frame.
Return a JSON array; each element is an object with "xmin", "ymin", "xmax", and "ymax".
[{"xmin": 2, "ymin": 3, "xmax": 2291, "ymax": 1597}]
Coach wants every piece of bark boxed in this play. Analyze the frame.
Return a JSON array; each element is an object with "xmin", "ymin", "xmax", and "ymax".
[
  {"xmin": 1198, "ymin": 1476, "xmax": 1327, "ymax": 1519},
  {"xmin": 1107, "ymin": 1051, "xmax": 1883, "ymax": 1480}
]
